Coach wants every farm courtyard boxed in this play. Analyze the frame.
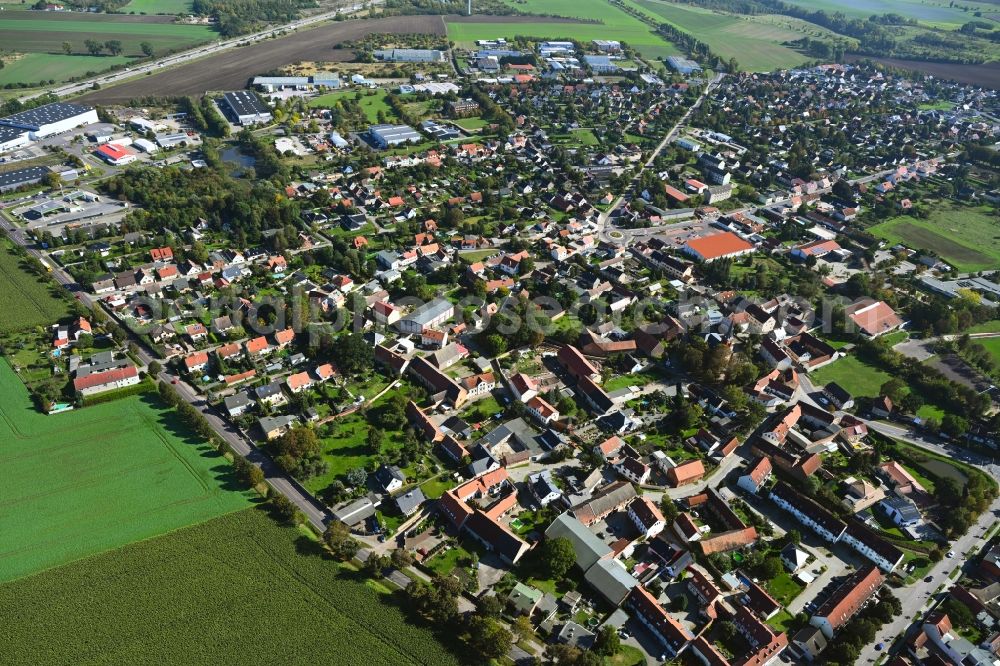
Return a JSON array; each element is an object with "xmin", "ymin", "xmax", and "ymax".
[{"xmin": 0, "ymin": 360, "xmax": 252, "ymax": 583}]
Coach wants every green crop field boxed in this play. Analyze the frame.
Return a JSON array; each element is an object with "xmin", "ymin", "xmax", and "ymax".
[
  {"xmin": 447, "ymin": 0, "xmax": 679, "ymax": 61},
  {"xmin": 121, "ymin": 0, "xmax": 195, "ymax": 13},
  {"xmin": 0, "ymin": 360, "xmax": 252, "ymax": 583},
  {"xmin": 0, "ymin": 53, "xmax": 132, "ymax": 86},
  {"xmin": 869, "ymin": 204, "xmax": 1000, "ymax": 273},
  {"xmin": 0, "ymin": 508, "xmax": 458, "ymax": 665},
  {"xmin": 0, "ymin": 11, "xmax": 217, "ymax": 58},
  {"xmin": 0, "ymin": 240, "xmax": 71, "ymax": 334},
  {"xmin": 779, "ymin": 0, "xmax": 980, "ymax": 29},
  {"xmin": 627, "ymin": 0, "xmax": 840, "ymax": 71}
]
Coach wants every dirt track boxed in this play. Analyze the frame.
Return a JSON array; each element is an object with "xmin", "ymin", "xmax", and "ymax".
[
  {"xmin": 77, "ymin": 15, "xmax": 446, "ymax": 104},
  {"xmin": 846, "ymin": 55, "xmax": 1000, "ymax": 88}
]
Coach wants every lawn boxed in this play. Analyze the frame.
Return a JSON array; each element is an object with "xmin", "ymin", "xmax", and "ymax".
[
  {"xmin": 627, "ymin": 0, "xmax": 839, "ymax": 71},
  {"xmin": 868, "ymin": 204, "xmax": 1000, "ymax": 273},
  {"xmin": 426, "ymin": 541, "xmax": 477, "ymax": 577},
  {"xmin": 447, "ymin": 0, "xmax": 679, "ymax": 61},
  {"xmin": 609, "ymin": 645, "xmax": 646, "ymax": 666},
  {"xmin": 975, "ymin": 336, "xmax": 1000, "ymax": 367},
  {"xmin": 809, "ymin": 355, "xmax": 893, "ymax": 399},
  {"xmin": 0, "ymin": 240, "xmax": 71, "ymax": 334},
  {"xmin": 967, "ymin": 320, "xmax": 1000, "ymax": 334},
  {"xmin": 0, "ymin": 53, "xmax": 132, "ymax": 86},
  {"xmin": 453, "ymin": 116, "xmax": 490, "ymax": 130},
  {"xmin": 309, "ymin": 89, "xmax": 396, "ymax": 124},
  {"xmin": 0, "ymin": 508, "xmax": 458, "ymax": 665},
  {"xmin": 121, "ymin": 0, "xmax": 194, "ymax": 13},
  {"xmin": 0, "ymin": 360, "xmax": 252, "ymax": 583},
  {"xmin": 458, "ymin": 248, "xmax": 499, "ymax": 264}
]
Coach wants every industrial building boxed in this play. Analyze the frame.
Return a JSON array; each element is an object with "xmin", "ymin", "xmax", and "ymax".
[
  {"xmin": 366, "ymin": 123, "xmax": 422, "ymax": 149},
  {"xmin": 0, "ymin": 102, "xmax": 98, "ymax": 139},
  {"xmin": 583, "ymin": 55, "xmax": 618, "ymax": 74},
  {"xmin": 420, "ymin": 120, "xmax": 460, "ymax": 141},
  {"xmin": 0, "ymin": 166, "xmax": 57, "ymax": 193},
  {"xmin": 373, "ymin": 48, "xmax": 446, "ymax": 63},
  {"xmin": 593, "ymin": 39, "xmax": 622, "ymax": 52},
  {"xmin": 251, "ymin": 74, "xmax": 341, "ymax": 92},
  {"xmin": 667, "ymin": 56, "xmax": 702, "ymax": 75},
  {"xmin": 94, "ymin": 143, "xmax": 137, "ymax": 166},
  {"xmin": 0, "ymin": 125, "xmax": 30, "ymax": 153},
  {"xmin": 220, "ymin": 91, "xmax": 273, "ymax": 126}
]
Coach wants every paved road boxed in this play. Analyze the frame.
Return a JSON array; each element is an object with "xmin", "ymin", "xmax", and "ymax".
[{"xmin": 0, "ymin": 216, "xmax": 334, "ymax": 532}]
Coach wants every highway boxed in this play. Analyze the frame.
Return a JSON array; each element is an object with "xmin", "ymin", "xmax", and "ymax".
[{"xmin": 18, "ymin": 3, "xmax": 365, "ymax": 103}]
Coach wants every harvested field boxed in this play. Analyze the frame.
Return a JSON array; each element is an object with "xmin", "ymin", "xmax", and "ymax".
[
  {"xmin": 846, "ymin": 55, "xmax": 1000, "ymax": 88},
  {"xmin": 78, "ymin": 15, "xmax": 446, "ymax": 104}
]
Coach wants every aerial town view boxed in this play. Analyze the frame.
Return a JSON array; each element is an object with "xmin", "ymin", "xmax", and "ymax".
[{"xmin": 1, "ymin": 0, "xmax": 1000, "ymax": 664}]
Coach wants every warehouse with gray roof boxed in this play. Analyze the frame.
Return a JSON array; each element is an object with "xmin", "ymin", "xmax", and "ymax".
[{"xmin": 0, "ymin": 102, "xmax": 97, "ymax": 139}]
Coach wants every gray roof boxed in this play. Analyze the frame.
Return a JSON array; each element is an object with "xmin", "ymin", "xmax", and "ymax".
[
  {"xmin": 0, "ymin": 166, "xmax": 49, "ymax": 191},
  {"xmin": 224, "ymin": 392, "xmax": 251, "ymax": 412},
  {"xmin": 222, "ymin": 91, "xmax": 270, "ymax": 118},
  {"xmin": 395, "ymin": 487, "xmax": 426, "ymax": 516},
  {"xmin": 257, "ymin": 414, "xmax": 297, "ymax": 433},
  {"xmin": 0, "ymin": 102, "xmax": 93, "ymax": 131},
  {"xmin": 402, "ymin": 297, "xmax": 454, "ymax": 327},
  {"xmin": 544, "ymin": 512, "xmax": 611, "ymax": 571},
  {"xmin": 584, "ymin": 559, "xmax": 637, "ymax": 604},
  {"xmin": 333, "ymin": 497, "xmax": 375, "ymax": 525}
]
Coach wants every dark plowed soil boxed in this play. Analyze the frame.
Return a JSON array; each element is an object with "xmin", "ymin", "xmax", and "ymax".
[
  {"xmin": 846, "ymin": 55, "xmax": 1000, "ymax": 89},
  {"xmin": 77, "ymin": 14, "xmax": 447, "ymax": 103}
]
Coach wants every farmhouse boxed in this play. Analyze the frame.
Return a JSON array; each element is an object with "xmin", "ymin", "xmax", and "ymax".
[
  {"xmin": 0, "ymin": 102, "xmax": 98, "ymax": 139},
  {"xmin": 73, "ymin": 354, "xmax": 140, "ymax": 396},
  {"xmin": 220, "ymin": 91, "xmax": 272, "ymax": 126},
  {"xmin": 845, "ymin": 300, "xmax": 902, "ymax": 338}
]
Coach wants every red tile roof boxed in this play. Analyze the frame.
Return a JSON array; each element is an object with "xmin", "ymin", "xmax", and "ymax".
[
  {"xmin": 73, "ymin": 365, "xmax": 137, "ymax": 391},
  {"xmin": 685, "ymin": 231, "xmax": 754, "ymax": 261}
]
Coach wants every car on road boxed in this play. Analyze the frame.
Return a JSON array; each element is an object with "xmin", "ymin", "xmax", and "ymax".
[
  {"xmin": 875, "ymin": 643, "xmax": 884, "ymax": 651},
  {"xmin": 947, "ymin": 550, "xmax": 955, "ymax": 558},
  {"xmin": 925, "ymin": 575, "xmax": 933, "ymax": 582}
]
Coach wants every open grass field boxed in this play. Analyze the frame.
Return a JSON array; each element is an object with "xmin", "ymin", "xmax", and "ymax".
[
  {"xmin": 869, "ymin": 204, "xmax": 1000, "ymax": 273},
  {"xmin": 0, "ymin": 240, "xmax": 71, "ymax": 334},
  {"xmin": 309, "ymin": 88, "xmax": 395, "ymax": 124},
  {"xmin": 975, "ymin": 336, "xmax": 1000, "ymax": 367},
  {"xmin": 121, "ymin": 0, "xmax": 195, "ymax": 13},
  {"xmin": 0, "ymin": 508, "xmax": 458, "ymax": 665},
  {"xmin": 0, "ymin": 52, "xmax": 131, "ymax": 86},
  {"xmin": 810, "ymin": 355, "xmax": 894, "ymax": 399},
  {"xmin": 967, "ymin": 320, "xmax": 1000, "ymax": 334},
  {"xmin": 627, "ymin": 0, "xmax": 840, "ymax": 71},
  {"xmin": 0, "ymin": 11, "xmax": 217, "ymax": 57},
  {"xmin": 0, "ymin": 360, "xmax": 252, "ymax": 583},
  {"xmin": 446, "ymin": 0, "xmax": 679, "ymax": 61}
]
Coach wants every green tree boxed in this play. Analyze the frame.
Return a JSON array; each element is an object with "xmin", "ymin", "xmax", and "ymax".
[
  {"xmin": 104, "ymin": 40, "xmax": 123, "ymax": 56},
  {"xmin": 62, "ymin": 41, "xmax": 72, "ymax": 55},
  {"xmin": 593, "ymin": 625, "xmax": 621, "ymax": 656},
  {"xmin": 140, "ymin": 41, "xmax": 155, "ymax": 57},
  {"xmin": 540, "ymin": 536, "xmax": 576, "ymax": 579},
  {"xmin": 466, "ymin": 615, "xmax": 512, "ymax": 661},
  {"xmin": 85, "ymin": 39, "xmax": 103, "ymax": 56},
  {"xmin": 147, "ymin": 360, "xmax": 162, "ymax": 377},
  {"xmin": 324, "ymin": 521, "xmax": 361, "ymax": 560},
  {"xmin": 269, "ymin": 493, "xmax": 297, "ymax": 523},
  {"xmin": 332, "ymin": 333, "xmax": 374, "ymax": 375}
]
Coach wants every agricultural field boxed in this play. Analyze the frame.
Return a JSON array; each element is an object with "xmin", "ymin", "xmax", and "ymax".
[
  {"xmin": 779, "ymin": 0, "xmax": 987, "ymax": 29},
  {"xmin": 627, "ymin": 0, "xmax": 842, "ymax": 71},
  {"xmin": 447, "ymin": 0, "xmax": 679, "ymax": 61},
  {"xmin": 121, "ymin": 0, "xmax": 195, "ymax": 14},
  {"xmin": 0, "ymin": 52, "xmax": 132, "ymax": 86},
  {"xmin": 868, "ymin": 204, "xmax": 1000, "ymax": 273},
  {"xmin": 0, "ymin": 240, "xmax": 71, "ymax": 334},
  {"xmin": 0, "ymin": 360, "xmax": 252, "ymax": 583},
  {"xmin": 0, "ymin": 508, "xmax": 458, "ymax": 665},
  {"xmin": 0, "ymin": 11, "xmax": 217, "ymax": 56}
]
